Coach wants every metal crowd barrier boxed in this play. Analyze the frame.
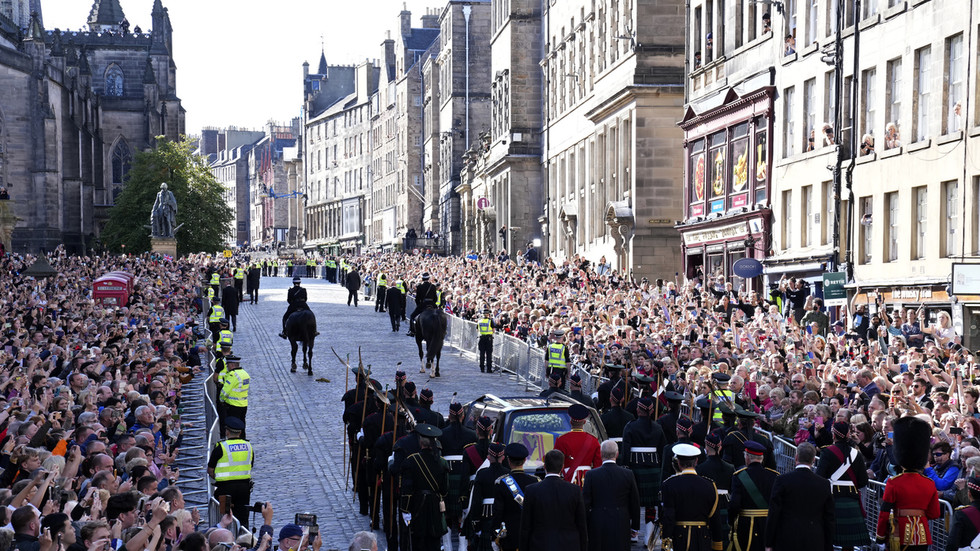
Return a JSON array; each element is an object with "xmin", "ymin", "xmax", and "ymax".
[{"xmin": 202, "ymin": 296, "xmax": 221, "ymax": 527}]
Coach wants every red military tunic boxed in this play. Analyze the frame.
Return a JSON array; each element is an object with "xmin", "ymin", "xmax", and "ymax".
[
  {"xmin": 875, "ymin": 472, "xmax": 942, "ymax": 546},
  {"xmin": 554, "ymin": 428, "xmax": 602, "ymax": 485}
]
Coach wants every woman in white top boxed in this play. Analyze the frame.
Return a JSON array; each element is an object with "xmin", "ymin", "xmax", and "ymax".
[{"xmin": 921, "ymin": 310, "xmax": 958, "ymax": 347}]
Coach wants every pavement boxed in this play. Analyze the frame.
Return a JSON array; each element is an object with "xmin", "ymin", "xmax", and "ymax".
[{"xmin": 231, "ymin": 276, "xmax": 536, "ymax": 551}]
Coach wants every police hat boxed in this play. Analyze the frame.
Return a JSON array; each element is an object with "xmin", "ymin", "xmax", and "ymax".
[
  {"xmin": 219, "ymin": 318, "xmax": 229, "ymax": 325},
  {"xmin": 292, "ymin": 276, "xmax": 301, "ymax": 283},
  {"xmin": 414, "ymin": 423, "xmax": 442, "ymax": 438},
  {"xmin": 568, "ymin": 403, "xmax": 589, "ymax": 422},
  {"xmin": 225, "ymin": 417, "xmax": 245, "ymax": 431},
  {"xmin": 504, "ymin": 442, "xmax": 529, "ymax": 459},
  {"xmin": 711, "ymin": 373, "xmax": 731, "ymax": 383},
  {"xmin": 421, "ymin": 272, "xmax": 431, "ymax": 280},
  {"xmin": 225, "ymin": 355, "xmax": 242, "ymax": 364},
  {"xmin": 744, "ymin": 441, "xmax": 766, "ymax": 456},
  {"xmin": 716, "ymin": 403, "xmax": 736, "ymax": 416},
  {"xmin": 664, "ymin": 391, "xmax": 684, "ymax": 402},
  {"xmin": 672, "ymin": 443, "xmax": 701, "ymax": 459}
]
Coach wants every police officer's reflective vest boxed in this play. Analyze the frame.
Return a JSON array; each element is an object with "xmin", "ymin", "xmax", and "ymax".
[
  {"xmin": 234, "ymin": 269, "xmax": 244, "ymax": 280},
  {"xmin": 207, "ymin": 287, "xmax": 215, "ymax": 300},
  {"xmin": 220, "ymin": 368, "xmax": 249, "ymax": 407},
  {"xmin": 711, "ymin": 389, "xmax": 735, "ymax": 422},
  {"xmin": 287, "ymin": 260, "xmax": 293, "ymax": 268},
  {"xmin": 210, "ymin": 273, "xmax": 220, "ymax": 285},
  {"xmin": 209, "ymin": 305, "xmax": 225, "ymax": 324},
  {"xmin": 213, "ymin": 439, "xmax": 253, "ymax": 482},
  {"xmin": 436, "ymin": 290, "xmax": 443, "ymax": 305},
  {"xmin": 326, "ymin": 260, "xmax": 335, "ymax": 268},
  {"xmin": 478, "ymin": 318, "xmax": 493, "ymax": 336},
  {"xmin": 340, "ymin": 260, "xmax": 348, "ymax": 271},
  {"xmin": 377, "ymin": 273, "xmax": 387, "ymax": 287},
  {"xmin": 547, "ymin": 343, "xmax": 567, "ymax": 369},
  {"xmin": 395, "ymin": 279, "xmax": 406, "ymax": 293},
  {"xmin": 218, "ymin": 329, "xmax": 234, "ymax": 348}
]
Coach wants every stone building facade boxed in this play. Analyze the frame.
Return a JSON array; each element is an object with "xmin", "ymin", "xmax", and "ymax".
[
  {"xmin": 247, "ymin": 121, "xmax": 300, "ymax": 247},
  {"xmin": 460, "ymin": 0, "xmax": 544, "ymax": 256},
  {"xmin": 540, "ymin": 0, "xmax": 685, "ymax": 278},
  {"xmin": 205, "ymin": 128, "xmax": 265, "ymax": 247},
  {"xmin": 369, "ymin": 10, "xmax": 440, "ymax": 249},
  {"xmin": 302, "ymin": 59, "xmax": 379, "ymax": 253},
  {"xmin": 0, "ymin": 0, "xmax": 182, "ymax": 253}
]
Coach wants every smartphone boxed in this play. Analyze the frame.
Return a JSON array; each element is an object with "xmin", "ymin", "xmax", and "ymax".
[
  {"xmin": 308, "ymin": 525, "xmax": 319, "ymax": 538},
  {"xmin": 899, "ymin": 363, "xmax": 909, "ymax": 373},
  {"xmin": 950, "ymin": 427, "xmax": 964, "ymax": 435},
  {"xmin": 887, "ymin": 431, "xmax": 894, "ymax": 440},
  {"xmin": 294, "ymin": 513, "xmax": 317, "ymax": 527}
]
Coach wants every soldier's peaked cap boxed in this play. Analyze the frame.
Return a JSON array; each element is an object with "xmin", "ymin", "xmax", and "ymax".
[
  {"xmin": 673, "ymin": 443, "xmax": 701, "ymax": 458},
  {"xmin": 414, "ymin": 423, "xmax": 442, "ymax": 437},
  {"xmin": 568, "ymin": 403, "xmax": 589, "ymax": 421}
]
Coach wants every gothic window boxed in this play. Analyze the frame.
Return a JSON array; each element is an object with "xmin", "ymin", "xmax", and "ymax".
[
  {"xmin": 110, "ymin": 139, "xmax": 132, "ymax": 204},
  {"xmin": 104, "ymin": 64, "xmax": 124, "ymax": 97}
]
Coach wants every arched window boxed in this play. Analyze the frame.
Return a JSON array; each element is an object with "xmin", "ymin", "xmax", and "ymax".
[
  {"xmin": 110, "ymin": 139, "xmax": 132, "ymax": 204},
  {"xmin": 104, "ymin": 64, "xmax": 124, "ymax": 97}
]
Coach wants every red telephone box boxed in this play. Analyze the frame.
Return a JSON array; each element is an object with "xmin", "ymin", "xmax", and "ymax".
[{"xmin": 93, "ymin": 274, "xmax": 131, "ymax": 306}]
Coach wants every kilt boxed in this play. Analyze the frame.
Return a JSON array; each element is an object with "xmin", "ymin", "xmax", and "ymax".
[
  {"xmin": 446, "ymin": 472, "xmax": 467, "ymax": 521},
  {"xmin": 632, "ymin": 465, "xmax": 663, "ymax": 507},
  {"xmin": 832, "ymin": 493, "xmax": 870, "ymax": 546}
]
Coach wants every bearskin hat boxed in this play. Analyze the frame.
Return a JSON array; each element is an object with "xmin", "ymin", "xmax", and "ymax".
[{"xmin": 892, "ymin": 415, "xmax": 931, "ymax": 471}]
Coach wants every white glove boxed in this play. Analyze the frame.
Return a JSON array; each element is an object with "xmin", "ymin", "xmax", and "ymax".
[
  {"xmin": 356, "ymin": 429, "xmax": 364, "ymax": 441},
  {"xmin": 402, "ymin": 513, "xmax": 412, "ymax": 525}
]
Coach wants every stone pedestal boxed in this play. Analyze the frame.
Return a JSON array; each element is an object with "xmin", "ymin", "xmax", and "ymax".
[{"xmin": 150, "ymin": 237, "xmax": 177, "ymax": 257}]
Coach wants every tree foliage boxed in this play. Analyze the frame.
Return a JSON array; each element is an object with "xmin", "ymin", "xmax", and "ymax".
[{"xmin": 102, "ymin": 137, "xmax": 233, "ymax": 256}]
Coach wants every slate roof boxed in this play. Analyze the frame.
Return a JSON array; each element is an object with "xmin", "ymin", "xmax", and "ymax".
[{"xmin": 88, "ymin": 0, "xmax": 126, "ymax": 27}]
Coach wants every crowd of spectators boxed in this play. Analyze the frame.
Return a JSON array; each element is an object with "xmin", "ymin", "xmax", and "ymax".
[
  {"xmin": 0, "ymin": 248, "xmax": 243, "ymax": 551},
  {"xmin": 347, "ymin": 250, "xmax": 976, "ymax": 496}
]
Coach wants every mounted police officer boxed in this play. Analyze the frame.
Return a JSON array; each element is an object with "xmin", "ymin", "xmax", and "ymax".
[
  {"xmin": 407, "ymin": 272, "xmax": 437, "ymax": 337},
  {"xmin": 208, "ymin": 417, "xmax": 253, "ymax": 529},
  {"xmin": 279, "ymin": 275, "xmax": 309, "ymax": 339}
]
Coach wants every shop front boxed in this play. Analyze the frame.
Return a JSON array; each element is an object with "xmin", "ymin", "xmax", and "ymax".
[
  {"xmin": 677, "ymin": 86, "xmax": 775, "ymax": 292},
  {"xmin": 849, "ymin": 284, "xmax": 980, "ymax": 349}
]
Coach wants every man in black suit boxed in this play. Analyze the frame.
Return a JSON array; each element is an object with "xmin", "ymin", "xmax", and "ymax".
[
  {"xmin": 519, "ymin": 449, "xmax": 588, "ymax": 551},
  {"xmin": 490, "ymin": 443, "xmax": 539, "ymax": 551},
  {"xmin": 582, "ymin": 440, "xmax": 640, "ymax": 551},
  {"xmin": 765, "ymin": 442, "xmax": 835, "ymax": 551}
]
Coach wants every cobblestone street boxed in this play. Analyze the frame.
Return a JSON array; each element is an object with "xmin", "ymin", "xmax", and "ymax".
[{"xmin": 232, "ymin": 276, "xmax": 535, "ymax": 550}]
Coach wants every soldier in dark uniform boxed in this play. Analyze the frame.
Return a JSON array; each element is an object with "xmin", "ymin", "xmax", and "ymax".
[
  {"xmin": 407, "ymin": 272, "xmax": 437, "ymax": 336},
  {"xmin": 374, "ymin": 410, "xmax": 411, "ymax": 551},
  {"xmin": 400, "ymin": 424, "xmax": 450, "ymax": 551},
  {"xmin": 946, "ymin": 476, "xmax": 980, "ymax": 551},
  {"xmin": 816, "ymin": 422, "xmax": 870, "ymax": 551},
  {"xmin": 362, "ymin": 391, "xmax": 395, "ymax": 528},
  {"xmin": 656, "ymin": 391, "xmax": 684, "ymax": 444},
  {"xmin": 463, "ymin": 416, "xmax": 494, "ymax": 482},
  {"xmin": 568, "ymin": 373, "xmax": 596, "ymax": 409},
  {"xmin": 462, "ymin": 443, "xmax": 507, "ymax": 551},
  {"xmin": 600, "ymin": 387, "xmax": 634, "ymax": 446},
  {"xmin": 539, "ymin": 371, "xmax": 572, "ymax": 399},
  {"xmin": 439, "ymin": 403, "xmax": 477, "ymax": 533},
  {"xmin": 663, "ymin": 416, "xmax": 702, "ymax": 476},
  {"xmin": 622, "ymin": 397, "xmax": 668, "ymax": 543},
  {"xmin": 659, "ymin": 443, "xmax": 724, "ymax": 551},
  {"xmin": 278, "ymin": 276, "xmax": 309, "ymax": 338},
  {"xmin": 491, "ymin": 443, "xmax": 540, "ymax": 551},
  {"xmin": 728, "ymin": 441, "xmax": 778, "ymax": 551},
  {"xmin": 344, "ymin": 382, "xmax": 379, "ymax": 516},
  {"xmin": 624, "ymin": 373, "xmax": 656, "ymax": 418},
  {"xmin": 596, "ymin": 364, "xmax": 626, "ymax": 412},
  {"xmin": 696, "ymin": 432, "xmax": 734, "ymax": 536},
  {"xmin": 691, "ymin": 397, "xmax": 713, "ymax": 448},
  {"xmin": 722, "ymin": 407, "xmax": 776, "ymax": 470},
  {"xmin": 413, "ymin": 389, "xmax": 446, "ymax": 428}
]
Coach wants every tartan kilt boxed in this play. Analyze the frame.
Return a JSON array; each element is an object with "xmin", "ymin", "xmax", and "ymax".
[
  {"xmin": 832, "ymin": 493, "xmax": 870, "ymax": 546},
  {"xmin": 446, "ymin": 472, "xmax": 467, "ymax": 520},
  {"xmin": 632, "ymin": 466, "xmax": 663, "ymax": 507}
]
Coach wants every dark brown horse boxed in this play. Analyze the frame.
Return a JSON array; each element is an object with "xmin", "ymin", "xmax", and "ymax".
[
  {"xmin": 286, "ymin": 309, "xmax": 316, "ymax": 375},
  {"xmin": 415, "ymin": 306, "xmax": 446, "ymax": 377}
]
